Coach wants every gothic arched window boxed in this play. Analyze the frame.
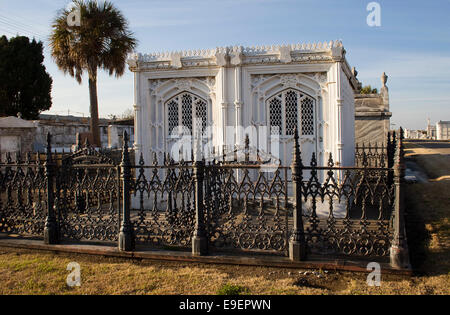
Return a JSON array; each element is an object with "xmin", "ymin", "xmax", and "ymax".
[
  {"xmin": 166, "ymin": 92, "xmax": 207, "ymax": 137},
  {"xmin": 267, "ymin": 89, "xmax": 315, "ymax": 136}
]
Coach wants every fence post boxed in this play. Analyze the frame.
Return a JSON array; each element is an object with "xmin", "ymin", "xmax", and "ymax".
[
  {"xmin": 44, "ymin": 132, "xmax": 58, "ymax": 245},
  {"xmin": 244, "ymin": 134, "xmax": 250, "ymax": 163},
  {"xmin": 390, "ymin": 128, "xmax": 410, "ymax": 269},
  {"xmin": 289, "ymin": 127, "xmax": 307, "ymax": 261},
  {"xmin": 119, "ymin": 131, "xmax": 134, "ymax": 251},
  {"xmin": 192, "ymin": 133, "xmax": 207, "ymax": 255}
]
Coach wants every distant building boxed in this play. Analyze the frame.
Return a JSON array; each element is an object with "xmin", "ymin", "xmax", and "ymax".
[
  {"xmin": 436, "ymin": 120, "xmax": 450, "ymax": 140},
  {"xmin": 0, "ymin": 113, "xmax": 134, "ymax": 156},
  {"xmin": 33, "ymin": 114, "xmax": 134, "ymax": 151},
  {"xmin": 0, "ymin": 116, "xmax": 36, "ymax": 160},
  {"xmin": 405, "ymin": 129, "xmax": 427, "ymax": 140},
  {"xmin": 427, "ymin": 118, "xmax": 436, "ymax": 140},
  {"xmin": 107, "ymin": 118, "xmax": 134, "ymax": 149}
]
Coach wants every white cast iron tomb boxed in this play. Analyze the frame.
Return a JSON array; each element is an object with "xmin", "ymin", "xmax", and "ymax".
[{"xmin": 128, "ymin": 41, "xmax": 359, "ymax": 167}]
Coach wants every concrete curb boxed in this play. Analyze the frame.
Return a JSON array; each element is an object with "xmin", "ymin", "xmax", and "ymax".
[{"xmin": 0, "ymin": 237, "xmax": 412, "ymax": 276}]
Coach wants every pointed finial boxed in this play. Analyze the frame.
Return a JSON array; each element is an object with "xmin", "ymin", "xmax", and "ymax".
[
  {"xmin": 138, "ymin": 152, "xmax": 144, "ymax": 166},
  {"xmin": 222, "ymin": 144, "xmax": 227, "ymax": 162},
  {"xmin": 292, "ymin": 126, "xmax": 302, "ymax": 166},
  {"xmin": 46, "ymin": 132, "xmax": 52, "ymax": 158},
  {"xmin": 76, "ymin": 133, "xmax": 82, "ymax": 147},
  {"xmin": 84, "ymin": 136, "xmax": 90, "ymax": 148},
  {"xmin": 362, "ymin": 152, "xmax": 368, "ymax": 168},
  {"xmin": 152, "ymin": 152, "xmax": 158, "ymax": 166},
  {"xmin": 121, "ymin": 130, "xmax": 130, "ymax": 166},
  {"xmin": 328, "ymin": 153, "xmax": 334, "ymax": 167},
  {"xmin": 123, "ymin": 130, "xmax": 129, "ymax": 149},
  {"xmin": 310, "ymin": 152, "xmax": 317, "ymax": 167},
  {"xmin": 395, "ymin": 128, "xmax": 404, "ymax": 166},
  {"xmin": 245, "ymin": 134, "xmax": 250, "ymax": 163}
]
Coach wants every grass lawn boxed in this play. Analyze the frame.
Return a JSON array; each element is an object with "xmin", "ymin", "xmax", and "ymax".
[
  {"xmin": 0, "ymin": 142, "xmax": 448, "ymax": 295},
  {"xmin": 0, "ymin": 246, "xmax": 447, "ymax": 295}
]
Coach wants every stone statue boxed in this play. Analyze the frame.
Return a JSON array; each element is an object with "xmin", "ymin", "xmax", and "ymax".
[{"xmin": 381, "ymin": 72, "xmax": 388, "ymax": 87}]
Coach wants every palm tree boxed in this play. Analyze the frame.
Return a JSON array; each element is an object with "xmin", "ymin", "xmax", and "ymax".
[{"xmin": 50, "ymin": 0, "xmax": 137, "ymax": 146}]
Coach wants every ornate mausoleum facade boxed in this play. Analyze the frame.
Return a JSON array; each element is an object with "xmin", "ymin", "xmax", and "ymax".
[{"xmin": 128, "ymin": 41, "xmax": 359, "ymax": 166}]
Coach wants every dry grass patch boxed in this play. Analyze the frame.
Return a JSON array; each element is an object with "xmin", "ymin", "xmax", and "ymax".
[
  {"xmin": 404, "ymin": 141, "xmax": 450, "ymax": 179},
  {"xmin": 0, "ymin": 246, "xmax": 448, "ymax": 295}
]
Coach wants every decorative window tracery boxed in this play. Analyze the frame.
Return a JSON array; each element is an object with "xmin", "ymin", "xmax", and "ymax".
[
  {"xmin": 269, "ymin": 96, "xmax": 282, "ymax": 135},
  {"xmin": 267, "ymin": 89, "xmax": 315, "ymax": 136},
  {"xmin": 301, "ymin": 98, "xmax": 314, "ymax": 136},
  {"xmin": 166, "ymin": 92, "xmax": 208, "ymax": 137},
  {"xmin": 285, "ymin": 90, "xmax": 298, "ymax": 136},
  {"xmin": 167, "ymin": 99, "xmax": 179, "ymax": 135}
]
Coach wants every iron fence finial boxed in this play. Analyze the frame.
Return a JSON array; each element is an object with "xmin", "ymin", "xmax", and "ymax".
[
  {"xmin": 139, "ymin": 152, "xmax": 145, "ymax": 166},
  {"xmin": 289, "ymin": 125, "xmax": 306, "ymax": 261},
  {"xmin": 46, "ymin": 132, "xmax": 52, "ymax": 153},
  {"xmin": 152, "ymin": 152, "xmax": 158, "ymax": 166},
  {"xmin": 328, "ymin": 153, "xmax": 334, "ymax": 167},
  {"xmin": 292, "ymin": 126, "xmax": 302, "ymax": 166},
  {"xmin": 121, "ymin": 130, "xmax": 130, "ymax": 167},
  {"xmin": 245, "ymin": 134, "xmax": 250, "ymax": 163}
]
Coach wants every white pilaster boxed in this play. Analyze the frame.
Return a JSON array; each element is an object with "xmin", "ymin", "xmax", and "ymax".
[
  {"xmin": 234, "ymin": 66, "xmax": 243, "ymax": 146},
  {"xmin": 133, "ymin": 71, "xmax": 142, "ymax": 160},
  {"xmin": 220, "ymin": 66, "xmax": 228, "ymax": 153},
  {"xmin": 336, "ymin": 62, "xmax": 344, "ymax": 166}
]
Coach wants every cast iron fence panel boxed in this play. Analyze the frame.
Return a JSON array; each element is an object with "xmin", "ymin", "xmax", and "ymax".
[
  {"xmin": 355, "ymin": 144, "xmax": 387, "ymax": 168},
  {"xmin": 300, "ymin": 153, "xmax": 394, "ymax": 257},
  {"xmin": 205, "ymin": 163, "xmax": 292, "ymax": 256},
  {"xmin": 55, "ymin": 146, "xmax": 120, "ymax": 242},
  {"xmin": 355, "ymin": 131, "xmax": 397, "ymax": 169},
  {"xmin": 0, "ymin": 153, "xmax": 47, "ymax": 238},
  {"xmin": 130, "ymin": 154, "xmax": 195, "ymax": 248}
]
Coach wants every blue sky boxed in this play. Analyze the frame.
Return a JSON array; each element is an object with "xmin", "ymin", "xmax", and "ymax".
[{"xmin": 0, "ymin": 0, "xmax": 449, "ymax": 129}]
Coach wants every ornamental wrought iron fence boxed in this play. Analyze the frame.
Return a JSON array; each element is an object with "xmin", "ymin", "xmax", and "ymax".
[
  {"xmin": 130, "ymin": 155, "xmax": 196, "ymax": 249},
  {"xmin": 0, "ymin": 152, "xmax": 47, "ymax": 238},
  {"xmin": 55, "ymin": 147, "xmax": 121, "ymax": 243},
  {"xmin": 355, "ymin": 130, "xmax": 397, "ymax": 168},
  {"xmin": 0, "ymin": 129, "xmax": 410, "ymax": 269}
]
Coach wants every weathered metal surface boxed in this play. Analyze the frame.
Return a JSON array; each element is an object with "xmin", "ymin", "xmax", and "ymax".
[
  {"xmin": 0, "ymin": 152, "xmax": 47, "ymax": 238},
  {"xmin": 55, "ymin": 140, "xmax": 120, "ymax": 243},
  {"xmin": 0, "ymin": 130, "xmax": 407, "ymax": 264}
]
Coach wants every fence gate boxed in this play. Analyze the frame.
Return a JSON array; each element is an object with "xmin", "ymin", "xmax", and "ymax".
[{"xmin": 55, "ymin": 146, "xmax": 120, "ymax": 243}]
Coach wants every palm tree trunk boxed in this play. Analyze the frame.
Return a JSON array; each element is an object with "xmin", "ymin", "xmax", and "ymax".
[{"xmin": 88, "ymin": 74, "xmax": 101, "ymax": 147}]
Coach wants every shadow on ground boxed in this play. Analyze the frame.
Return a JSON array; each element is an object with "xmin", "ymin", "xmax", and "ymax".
[{"xmin": 404, "ymin": 168, "xmax": 450, "ymax": 277}]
